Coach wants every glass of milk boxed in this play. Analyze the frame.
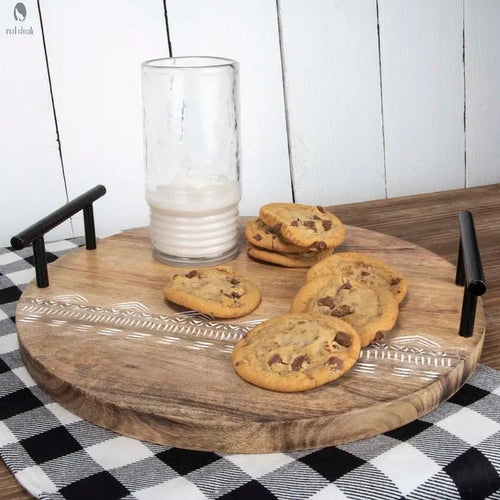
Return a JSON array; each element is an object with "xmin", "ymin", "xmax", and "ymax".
[{"xmin": 142, "ymin": 56, "xmax": 241, "ymax": 266}]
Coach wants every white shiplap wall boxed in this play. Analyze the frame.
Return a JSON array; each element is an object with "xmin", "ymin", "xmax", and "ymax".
[
  {"xmin": 380, "ymin": 0, "xmax": 465, "ymax": 196},
  {"xmin": 39, "ymin": 0, "xmax": 169, "ymax": 238},
  {"xmin": 279, "ymin": 0, "xmax": 386, "ymax": 205},
  {"xmin": 465, "ymin": 0, "xmax": 500, "ymax": 186},
  {"xmin": 1, "ymin": 0, "xmax": 499, "ymax": 247},
  {"xmin": 0, "ymin": 0, "xmax": 70, "ymax": 244}
]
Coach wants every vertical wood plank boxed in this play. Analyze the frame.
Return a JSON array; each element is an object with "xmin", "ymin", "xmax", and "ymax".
[
  {"xmin": 379, "ymin": 0, "xmax": 465, "ymax": 197},
  {"xmin": 39, "ymin": 0, "xmax": 169, "ymax": 238},
  {"xmin": 464, "ymin": 0, "xmax": 500, "ymax": 187},
  {"xmin": 279, "ymin": 0, "xmax": 385, "ymax": 205},
  {"xmin": 166, "ymin": 0, "xmax": 292, "ymax": 214},
  {"xmin": 0, "ymin": 0, "xmax": 70, "ymax": 246}
]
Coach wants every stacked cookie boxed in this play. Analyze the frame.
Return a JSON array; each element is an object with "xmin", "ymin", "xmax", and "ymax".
[{"xmin": 245, "ymin": 203, "xmax": 346, "ymax": 267}]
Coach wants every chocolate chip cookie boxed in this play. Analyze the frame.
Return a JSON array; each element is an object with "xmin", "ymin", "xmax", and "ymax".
[
  {"xmin": 259, "ymin": 203, "xmax": 345, "ymax": 250},
  {"xmin": 245, "ymin": 219, "xmax": 306, "ymax": 253},
  {"xmin": 232, "ymin": 313, "xmax": 361, "ymax": 392},
  {"xmin": 163, "ymin": 266, "xmax": 261, "ymax": 319},
  {"xmin": 307, "ymin": 252, "xmax": 408, "ymax": 303},
  {"xmin": 291, "ymin": 275, "xmax": 398, "ymax": 346},
  {"xmin": 247, "ymin": 243, "xmax": 333, "ymax": 268}
]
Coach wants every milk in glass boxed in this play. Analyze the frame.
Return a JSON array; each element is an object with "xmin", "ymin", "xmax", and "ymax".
[
  {"xmin": 142, "ymin": 56, "xmax": 241, "ymax": 266},
  {"xmin": 148, "ymin": 178, "xmax": 241, "ymax": 262}
]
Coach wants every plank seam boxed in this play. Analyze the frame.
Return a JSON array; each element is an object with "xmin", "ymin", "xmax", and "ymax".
[
  {"xmin": 463, "ymin": 0, "xmax": 468, "ymax": 188},
  {"xmin": 275, "ymin": 0, "xmax": 295, "ymax": 202},
  {"xmin": 375, "ymin": 0, "xmax": 388, "ymax": 199},
  {"xmin": 163, "ymin": 0, "xmax": 173, "ymax": 57},
  {"xmin": 36, "ymin": 0, "xmax": 73, "ymax": 234}
]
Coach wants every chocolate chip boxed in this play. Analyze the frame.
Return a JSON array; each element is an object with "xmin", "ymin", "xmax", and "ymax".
[
  {"xmin": 303, "ymin": 220, "xmax": 315, "ymax": 229},
  {"xmin": 340, "ymin": 281, "xmax": 352, "ymax": 290},
  {"xmin": 361, "ymin": 270, "xmax": 370, "ymax": 276},
  {"xmin": 317, "ymin": 296, "xmax": 335, "ymax": 309},
  {"xmin": 335, "ymin": 331, "xmax": 352, "ymax": 348},
  {"xmin": 291, "ymin": 354, "xmax": 309, "ymax": 371},
  {"xmin": 230, "ymin": 278, "xmax": 240, "ymax": 285},
  {"xmin": 317, "ymin": 206, "xmax": 326, "ymax": 213},
  {"xmin": 254, "ymin": 234, "xmax": 262, "ymax": 241},
  {"xmin": 322, "ymin": 220, "xmax": 333, "ymax": 231},
  {"xmin": 270, "ymin": 223, "xmax": 282, "ymax": 234},
  {"xmin": 325, "ymin": 356, "xmax": 343, "ymax": 370},
  {"xmin": 311, "ymin": 240, "xmax": 327, "ymax": 251},
  {"xmin": 268, "ymin": 353, "xmax": 283, "ymax": 366},
  {"xmin": 222, "ymin": 290, "xmax": 242, "ymax": 302},
  {"xmin": 390, "ymin": 278, "xmax": 401, "ymax": 285},
  {"xmin": 185, "ymin": 270, "xmax": 198, "ymax": 278},
  {"xmin": 291, "ymin": 219, "xmax": 299, "ymax": 227},
  {"xmin": 331, "ymin": 304, "xmax": 354, "ymax": 317},
  {"xmin": 374, "ymin": 331, "xmax": 384, "ymax": 341}
]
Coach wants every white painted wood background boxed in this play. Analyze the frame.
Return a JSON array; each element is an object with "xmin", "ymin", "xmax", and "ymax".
[{"xmin": 1, "ymin": 0, "xmax": 499, "ymax": 247}]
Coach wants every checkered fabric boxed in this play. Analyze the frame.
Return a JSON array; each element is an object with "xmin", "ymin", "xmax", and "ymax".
[{"xmin": 1, "ymin": 240, "xmax": 500, "ymax": 500}]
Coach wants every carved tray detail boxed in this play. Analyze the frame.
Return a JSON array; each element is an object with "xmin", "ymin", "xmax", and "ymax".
[{"xmin": 18, "ymin": 294, "xmax": 466, "ymax": 381}]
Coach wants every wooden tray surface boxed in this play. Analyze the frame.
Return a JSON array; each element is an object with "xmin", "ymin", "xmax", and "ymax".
[{"xmin": 16, "ymin": 225, "xmax": 485, "ymax": 453}]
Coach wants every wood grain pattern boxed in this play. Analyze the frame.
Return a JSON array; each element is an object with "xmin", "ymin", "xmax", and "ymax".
[
  {"xmin": 3, "ymin": 183, "xmax": 499, "ymax": 496},
  {"xmin": 15, "ymin": 225, "xmax": 484, "ymax": 454}
]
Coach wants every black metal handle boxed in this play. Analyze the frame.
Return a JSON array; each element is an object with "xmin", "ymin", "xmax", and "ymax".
[
  {"xmin": 455, "ymin": 210, "xmax": 487, "ymax": 337},
  {"xmin": 11, "ymin": 185, "xmax": 106, "ymax": 288}
]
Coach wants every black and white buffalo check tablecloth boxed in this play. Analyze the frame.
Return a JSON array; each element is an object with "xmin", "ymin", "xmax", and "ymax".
[{"xmin": 1, "ymin": 239, "xmax": 500, "ymax": 500}]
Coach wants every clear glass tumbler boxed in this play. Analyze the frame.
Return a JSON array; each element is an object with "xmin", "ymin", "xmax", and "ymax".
[{"xmin": 142, "ymin": 56, "xmax": 241, "ymax": 266}]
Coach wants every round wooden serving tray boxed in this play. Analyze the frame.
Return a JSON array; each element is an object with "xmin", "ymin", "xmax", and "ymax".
[{"xmin": 16, "ymin": 224, "xmax": 485, "ymax": 453}]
